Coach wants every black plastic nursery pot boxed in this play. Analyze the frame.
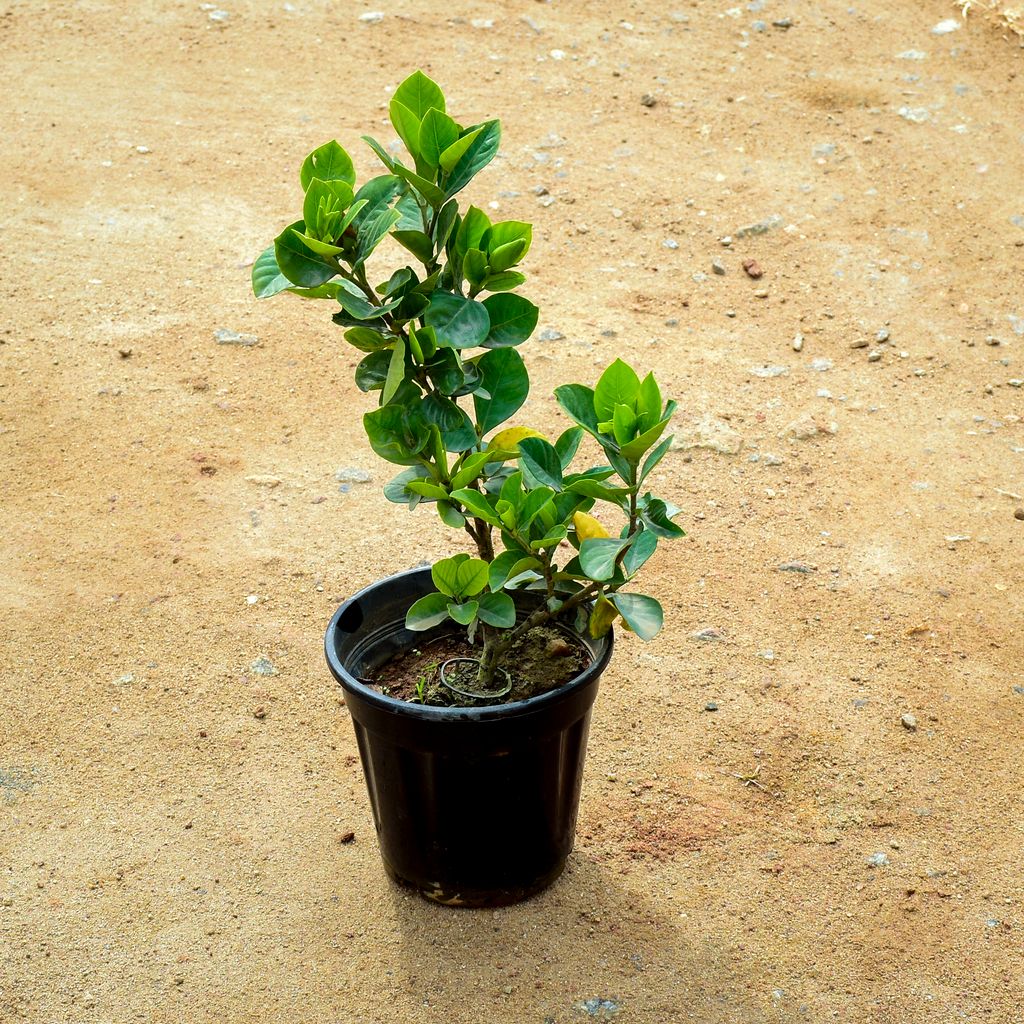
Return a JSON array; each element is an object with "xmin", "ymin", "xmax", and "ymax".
[{"xmin": 324, "ymin": 566, "xmax": 614, "ymax": 908}]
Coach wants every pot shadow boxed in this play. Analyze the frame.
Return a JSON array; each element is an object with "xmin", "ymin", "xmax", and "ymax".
[{"xmin": 379, "ymin": 852, "xmax": 771, "ymax": 1023}]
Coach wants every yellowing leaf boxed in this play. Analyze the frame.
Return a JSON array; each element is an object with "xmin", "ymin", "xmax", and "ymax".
[
  {"xmin": 486, "ymin": 426, "xmax": 546, "ymax": 456},
  {"xmin": 573, "ymin": 511, "xmax": 610, "ymax": 542},
  {"xmin": 589, "ymin": 595, "xmax": 618, "ymax": 638}
]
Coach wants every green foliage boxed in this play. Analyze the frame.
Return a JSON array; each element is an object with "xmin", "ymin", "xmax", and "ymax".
[{"xmin": 252, "ymin": 70, "xmax": 685, "ymax": 693}]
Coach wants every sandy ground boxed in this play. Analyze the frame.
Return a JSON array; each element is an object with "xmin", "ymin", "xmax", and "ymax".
[{"xmin": 2, "ymin": 1, "xmax": 1023, "ymax": 1021}]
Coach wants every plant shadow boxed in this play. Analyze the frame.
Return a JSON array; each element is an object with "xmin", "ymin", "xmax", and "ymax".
[{"xmin": 380, "ymin": 852, "xmax": 770, "ymax": 1023}]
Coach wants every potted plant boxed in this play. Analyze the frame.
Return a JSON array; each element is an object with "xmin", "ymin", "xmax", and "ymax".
[{"xmin": 253, "ymin": 71, "xmax": 684, "ymax": 906}]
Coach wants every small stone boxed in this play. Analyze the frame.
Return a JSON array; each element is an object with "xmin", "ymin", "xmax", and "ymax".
[
  {"xmin": 253, "ymin": 706, "xmax": 267, "ymax": 720},
  {"xmin": 691, "ymin": 627, "xmax": 726, "ymax": 642},
  {"xmin": 742, "ymin": 258, "xmax": 764, "ymax": 279},
  {"xmin": 735, "ymin": 215, "xmax": 782, "ymax": 238},
  {"xmin": 207, "ymin": 9, "xmax": 229, "ymax": 22},
  {"xmin": 772, "ymin": 17, "xmax": 793, "ymax": 28},
  {"xmin": 1008, "ymin": 379, "xmax": 1023, "ymax": 389},
  {"xmin": 358, "ymin": 10, "xmax": 384, "ymax": 22},
  {"xmin": 753, "ymin": 287, "xmax": 769, "ymax": 299},
  {"xmin": 792, "ymin": 333, "xmax": 804, "ymax": 352},
  {"xmin": 199, "ymin": 730, "xmax": 208, "ymax": 738},
  {"xmin": 750, "ymin": 365, "xmax": 788, "ymax": 378},
  {"xmin": 867, "ymin": 852, "xmax": 890, "ymax": 868},
  {"xmin": 720, "ymin": 236, "xmax": 733, "ymax": 247},
  {"xmin": 901, "ymin": 713, "xmax": 918, "ymax": 731},
  {"xmin": 640, "ymin": 93, "xmax": 657, "ymax": 107},
  {"xmin": 673, "ymin": 416, "xmax": 744, "ymax": 455},
  {"xmin": 1014, "ymin": 508, "xmax": 1024, "ymax": 521},
  {"xmin": 756, "ymin": 649, "xmax": 775, "ymax": 661},
  {"xmin": 712, "ymin": 259, "xmax": 727, "ymax": 276},
  {"xmin": 246, "ymin": 594, "xmax": 260, "ymax": 605},
  {"xmin": 779, "ymin": 413, "xmax": 836, "ymax": 441},
  {"xmin": 898, "ymin": 107, "xmax": 930, "ymax": 124},
  {"xmin": 250, "ymin": 656, "xmax": 279, "ymax": 676},
  {"xmin": 778, "ymin": 561, "xmax": 817, "ymax": 573},
  {"xmin": 118, "ymin": 347, "xmax": 133, "ymax": 358},
  {"xmin": 985, "ymin": 336, "xmax": 1002, "ymax": 347},
  {"xmin": 112, "ymin": 673, "xmax": 135, "ymax": 686},
  {"xmin": 867, "ymin": 349, "xmax": 882, "ymax": 362},
  {"xmin": 663, "ymin": 239, "xmax": 679, "ymax": 250},
  {"xmin": 537, "ymin": 328, "xmax": 564, "ymax": 341},
  {"xmin": 546, "ymin": 639, "xmax": 574, "ymax": 658},
  {"xmin": 135, "ymin": 144, "xmax": 151, "ymax": 154},
  {"xmin": 704, "ymin": 701, "xmax": 719, "ymax": 712},
  {"xmin": 898, "ymin": 49, "xmax": 928, "ymax": 60},
  {"xmin": 850, "ymin": 338, "xmax": 869, "ymax": 349},
  {"xmin": 246, "ymin": 475, "xmax": 281, "ymax": 488},
  {"xmin": 214, "ymin": 328, "xmax": 258, "ymax": 347},
  {"xmin": 876, "ymin": 328, "xmax": 890, "ymax": 342},
  {"xmin": 335, "ymin": 467, "xmax": 372, "ymax": 484},
  {"xmin": 932, "ymin": 18, "xmax": 960, "ymax": 34},
  {"xmin": 810, "ymin": 357, "xmax": 833, "ymax": 372},
  {"xmin": 338, "ymin": 831, "xmax": 356, "ymax": 844}
]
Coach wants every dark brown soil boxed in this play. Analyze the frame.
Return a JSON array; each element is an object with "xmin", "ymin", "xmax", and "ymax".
[{"xmin": 378, "ymin": 624, "xmax": 590, "ymax": 706}]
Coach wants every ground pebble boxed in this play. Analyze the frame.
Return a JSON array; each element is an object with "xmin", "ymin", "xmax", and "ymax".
[
  {"xmin": 876, "ymin": 328, "xmax": 891, "ymax": 342},
  {"xmin": 663, "ymin": 239, "xmax": 679, "ymax": 249},
  {"xmin": 868, "ymin": 349, "xmax": 882, "ymax": 362},
  {"xmin": 712, "ymin": 260, "xmax": 727, "ymax": 276},
  {"xmin": 810, "ymin": 358, "xmax": 833, "ymax": 372},
  {"xmin": 691, "ymin": 627, "xmax": 726, "ymax": 642},
  {"xmin": 704, "ymin": 701, "xmax": 719, "ymax": 712},
  {"xmin": 901, "ymin": 713, "xmax": 918, "ymax": 731},
  {"xmin": 742, "ymin": 258, "xmax": 764, "ymax": 279},
  {"xmin": 867, "ymin": 852, "xmax": 890, "ymax": 868},
  {"xmin": 792, "ymin": 333, "xmax": 804, "ymax": 352},
  {"xmin": 850, "ymin": 337, "xmax": 869, "ymax": 349},
  {"xmin": 359, "ymin": 11, "xmax": 384, "ymax": 22},
  {"xmin": 932, "ymin": 18, "xmax": 960, "ymax": 34},
  {"xmin": 335, "ymin": 467, "xmax": 373, "ymax": 484},
  {"xmin": 538, "ymin": 328, "xmax": 564, "ymax": 341},
  {"xmin": 251, "ymin": 656, "xmax": 279, "ymax": 677},
  {"xmin": 778, "ymin": 561, "xmax": 817, "ymax": 573},
  {"xmin": 751, "ymin": 365, "xmax": 788, "ymax": 378},
  {"xmin": 641, "ymin": 93, "xmax": 657, "ymax": 107},
  {"xmin": 1015, "ymin": 508, "xmax": 1024, "ymax": 521},
  {"xmin": 214, "ymin": 328, "xmax": 258, "ymax": 347}
]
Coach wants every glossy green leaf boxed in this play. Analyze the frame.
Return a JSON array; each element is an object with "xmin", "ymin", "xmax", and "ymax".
[
  {"xmin": 438, "ymin": 125, "xmax": 485, "ymax": 172},
  {"xmin": 518, "ymin": 486, "xmax": 555, "ymax": 529},
  {"xmin": 639, "ymin": 495, "xmax": 686, "ymax": 538},
  {"xmin": 485, "ymin": 220, "xmax": 532, "ymax": 255},
  {"xmin": 611, "ymin": 593, "xmax": 663, "ymax": 641},
  {"xmin": 392, "ymin": 229, "xmax": 433, "ymax": 264},
  {"xmin": 291, "ymin": 231, "xmax": 345, "ymax": 257},
  {"xmin": 554, "ymin": 384, "xmax": 600, "ymax": 435},
  {"xmin": 454, "ymin": 206, "xmax": 491, "ymax": 260},
  {"xmin": 487, "ymin": 238, "xmax": 527, "ymax": 273},
  {"xmin": 622, "ymin": 529, "xmax": 658, "ymax": 576},
  {"xmin": 274, "ymin": 222, "xmax": 336, "ymax": 287},
  {"xmin": 361, "ymin": 134, "xmax": 400, "ymax": 172},
  {"xmin": 392, "ymin": 163, "xmax": 447, "ymax": 208},
  {"xmin": 389, "ymin": 98, "xmax": 421, "ymax": 158},
  {"xmin": 473, "ymin": 348, "xmax": 528, "ymax": 433},
  {"xmin": 363, "ymin": 403, "xmax": 428, "ymax": 466},
  {"xmin": 445, "ymin": 120, "xmax": 501, "ymax": 197},
  {"xmin": 482, "ymin": 271, "xmax": 526, "ymax": 292},
  {"xmin": 381, "ymin": 336, "xmax": 406, "ymax": 404},
  {"xmin": 355, "ymin": 206, "xmax": 402, "ymax": 267},
  {"xmin": 384, "ymin": 466, "xmax": 430, "ymax": 504},
  {"xmin": 406, "ymin": 592, "xmax": 451, "ymax": 631},
  {"xmin": 636, "ymin": 372, "xmax": 663, "ymax": 427},
  {"xmin": 463, "ymin": 248, "xmax": 489, "ymax": 289},
  {"xmin": 518, "ymin": 437, "xmax": 563, "ymax": 490},
  {"xmin": 620, "ymin": 417, "xmax": 671, "ymax": 463},
  {"xmin": 419, "ymin": 108, "xmax": 460, "ymax": 168},
  {"xmin": 640, "ymin": 436, "xmax": 673, "ymax": 481},
  {"xmin": 566, "ymin": 478, "xmax": 630, "ymax": 506},
  {"xmin": 406, "ymin": 480, "xmax": 449, "ymax": 501},
  {"xmin": 555, "ymin": 427, "xmax": 584, "ymax": 470},
  {"xmin": 432, "ymin": 554, "xmax": 489, "ymax": 598},
  {"xmin": 300, "ymin": 140, "xmax": 356, "ymax": 190},
  {"xmin": 252, "ymin": 245, "xmax": 292, "ymax": 298},
  {"xmin": 336, "ymin": 279, "xmax": 401, "ymax": 321},
  {"xmin": 594, "ymin": 358, "xmax": 641, "ymax": 422},
  {"xmin": 394, "ymin": 69, "xmax": 446, "ymax": 119},
  {"xmin": 425, "ymin": 293, "xmax": 490, "ymax": 349},
  {"xmin": 612, "ymin": 403, "xmax": 638, "ymax": 446},
  {"xmin": 449, "ymin": 451, "xmax": 492, "ymax": 490},
  {"xmin": 447, "ymin": 600, "xmax": 478, "ymax": 626},
  {"xmin": 579, "ymin": 537, "xmax": 630, "ymax": 581},
  {"xmin": 477, "ymin": 591, "xmax": 516, "ymax": 628},
  {"xmin": 303, "ymin": 178, "xmax": 355, "ymax": 240},
  {"xmin": 352, "ymin": 175, "xmax": 403, "ymax": 227},
  {"xmin": 422, "ymin": 393, "xmax": 476, "ymax": 452},
  {"xmin": 437, "ymin": 500, "xmax": 466, "ymax": 528},
  {"xmin": 450, "ymin": 487, "xmax": 501, "ymax": 526},
  {"xmin": 354, "ymin": 350, "xmax": 391, "ymax": 392},
  {"xmin": 481, "ymin": 294, "xmax": 538, "ymax": 348}
]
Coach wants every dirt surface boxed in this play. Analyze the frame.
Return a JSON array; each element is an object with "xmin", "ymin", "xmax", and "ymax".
[{"xmin": 2, "ymin": 2, "xmax": 1023, "ymax": 1021}]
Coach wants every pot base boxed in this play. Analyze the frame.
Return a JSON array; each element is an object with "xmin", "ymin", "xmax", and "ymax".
[{"xmin": 383, "ymin": 857, "xmax": 567, "ymax": 908}]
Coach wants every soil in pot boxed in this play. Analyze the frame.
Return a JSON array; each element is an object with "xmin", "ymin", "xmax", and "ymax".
[{"xmin": 373, "ymin": 623, "xmax": 591, "ymax": 707}]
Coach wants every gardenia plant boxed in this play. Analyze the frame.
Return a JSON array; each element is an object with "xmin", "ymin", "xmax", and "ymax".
[{"xmin": 253, "ymin": 71, "xmax": 684, "ymax": 696}]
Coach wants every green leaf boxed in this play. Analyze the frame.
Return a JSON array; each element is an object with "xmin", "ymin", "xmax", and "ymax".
[
  {"xmin": 336, "ymin": 279, "xmax": 402, "ymax": 321},
  {"xmin": 481, "ymin": 294, "xmax": 538, "ymax": 348},
  {"xmin": 433, "ymin": 199, "xmax": 460, "ymax": 250},
  {"xmin": 382, "ymin": 336, "xmax": 406, "ymax": 405},
  {"xmin": 579, "ymin": 537, "xmax": 630, "ymax": 581},
  {"xmin": 355, "ymin": 350, "xmax": 392, "ymax": 392},
  {"xmin": 555, "ymin": 427, "xmax": 584, "ymax": 470},
  {"xmin": 394, "ymin": 69, "xmax": 446, "ymax": 119},
  {"xmin": 352, "ymin": 175, "xmax": 404, "ymax": 228},
  {"xmin": 363, "ymin": 403, "xmax": 428, "ymax": 466},
  {"xmin": 518, "ymin": 486, "xmax": 555, "ymax": 529},
  {"xmin": 355, "ymin": 206, "xmax": 402, "ymax": 267},
  {"xmin": 620, "ymin": 417, "xmax": 671, "ymax": 463},
  {"xmin": 487, "ymin": 238, "xmax": 527, "ymax": 273},
  {"xmin": 425, "ymin": 293, "xmax": 490, "ymax": 349},
  {"xmin": 636, "ymin": 372, "xmax": 663, "ymax": 427},
  {"xmin": 422, "ymin": 393, "xmax": 476, "ymax": 452},
  {"xmin": 419, "ymin": 108, "xmax": 460, "ymax": 168},
  {"xmin": 447, "ymin": 600, "xmax": 478, "ymax": 626},
  {"xmin": 450, "ymin": 487, "xmax": 501, "ymax": 526},
  {"xmin": 389, "ymin": 98, "xmax": 422, "ymax": 159},
  {"xmin": 445, "ymin": 120, "xmax": 501, "ymax": 197},
  {"xmin": 477, "ymin": 591, "xmax": 516, "ymax": 628},
  {"xmin": 639, "ymin": 495, "xmax": 686, "ymax": 539},
  {"xmin": 640, "ymin": 436, "xmax": 673, "ymax": 481},
  {"xmin": 566, "ymin": 478, "xmax": 630, "ymax": 506},
  {"xmin": 530, "ymin": 525, "xmax": 567, "ymax": 551},
  {"xmin": 518, "ymin": 437, "xmax": 563, "ymax": 490},
  {"xmin": 406, "ymin": 592, "xmax": 451, "ymax": 631},
  {"xmin": 554, "ymin": 384, "xmax": 600, "ymax": 435},
  {"xmin": 287, "ymin": 282, "xmax": 342, "ymax": 299},
  {"xmin": 424, "ymin": 348, "xmax": 465, "ymax": 395},
  {"xmin": 274, "ymin": 222, "xmax": 336, "ymax": 287},
  {"xmin": 612, "ymin": 403, "xmax": 638, "ymax": 446},
  {"xmin": 300, "ymin": 140, "xmax": 355, "ymax": 190},
  {"xmin": 432, "ymin": 554, "xmax": 489, "ymax": 598},
  {"xmin": 463, "ymin": 248, "xmax": 490, "ymax": 289},
  {"xmin": 392, "ymin": 229, "xmax": 434, "ymax": 264},
  {"xmin": 611, "ymin": 593, "xmax": 663, "ymax": 641},
  {"xmin": 474, "ymin": 348, "xmax": 529, "ymax": 433},
  {"xmin": 303, "ymin": 178, "xmax": 355, "ymax": 240},
  {"xmin": 450, "ymin": 451, "xmax": 492, "ymax": 490},
  {"xmin": 437, "ymin": 500, "xmax": 466, "ymax": 528},
  {"xmin": 406, "ymin": 480, "xmax": 449, "ymax": 500},
  {"xmin": 482, "ymin": 271, "xmax": 526, "ymax": 292},
  {"xmin": 594, "ymin": 359, "xmax": 641, "ymax": 422},
  {"xmin": 291, "ymin": 231, "xmax": 346, "ymax": 257},
  {"xmin": 454, "ymin": 206, "xmax": 491, "ymax": 260},
  {"xmin": 438, "ymin": 125, "xmax": 485, "ymax": 173},
  {"xmin": 392, "ymin": 163, "xmax": 447, "ymax": 208},
  {"xmin": 252, "ymin": 245, "xmax": 292, "ymax": 298},
  {"xmin": 384, "ymin": 466, "xmax": 430, "ymax": 504},
  {"xmin": 622, "ymin": 529, "xmax": 658, "ymax": 576},
  {"xmin": 487, "ymin": 551, "xmax": 520, "ymax": 592},
  {"xmin": 485, "ymin": 220, "xmax": 532, "ymax": 256}
]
